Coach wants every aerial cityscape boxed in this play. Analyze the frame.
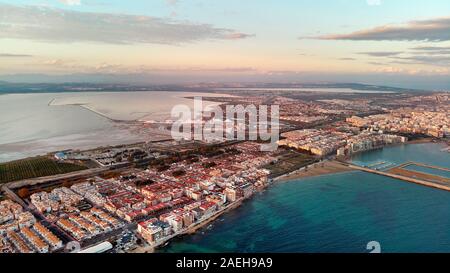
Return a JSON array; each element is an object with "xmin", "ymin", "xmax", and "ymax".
[{"xmin": 0, "ymin": 0, "xmax": 450, "ymax": 258}]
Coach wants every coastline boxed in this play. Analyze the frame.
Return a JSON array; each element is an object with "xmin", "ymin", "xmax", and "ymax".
[
  {"xmin": 159, "ymin": 148, "xmax": 450, "ymax": 253},
  {"xmin": 2, "ymin": 140, "xmax": 448, "ymax": 253},
  {"xmin": 272, "ymin": 139, "xmax": 447, "ymax": 183},
  {"xmin": 185, "ymin": 200, "xmax": 243, "ymax": 235},
  {"xmin": 274, "ymin": 160, "xmax": 353, "ymax": 183},
  {"xmin": 132, "ymin": 199, "xmax": 245, "ymax": 253},
  {"xmin": 406, "ymin": 138, "xmax": 449, "ymax": 153},
  {"xmin": 407, "ymin": 138, "xmax": 435, "ymax": 144},
  {"xmin": 2, "ymin": 135, "xmax": 448, "ymax": 252}
]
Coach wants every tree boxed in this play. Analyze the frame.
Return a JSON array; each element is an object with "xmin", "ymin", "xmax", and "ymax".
[
  {"xmin": 172, "ymin": 169, "xmax": 186, "ymax": 177},
  {"xmin": 62, "ymin": 180, "xmax": 72, "ymax": 188},
  {"xmin": 18, "ymin": 188, "xmax": 30, "ymax": 199}
]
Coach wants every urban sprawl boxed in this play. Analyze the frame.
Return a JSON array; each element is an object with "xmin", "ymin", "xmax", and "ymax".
[{"xmin": 1, "ymin": 90, "xmax": 449, "ymax": 253}]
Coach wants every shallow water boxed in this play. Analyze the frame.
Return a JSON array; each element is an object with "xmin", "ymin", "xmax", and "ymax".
[
  {"xmin": 160, "ymin": 143, "xmax": 450, "ymax": 253},
  {"xmin": 0, "ymin": 91, "xmax": 226, "ymax": 162}
]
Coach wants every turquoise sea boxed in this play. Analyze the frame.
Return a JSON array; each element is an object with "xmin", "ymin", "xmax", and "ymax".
[{"xmin": 160, "ymin": 143, "xmax": 450, "ymax": 253}]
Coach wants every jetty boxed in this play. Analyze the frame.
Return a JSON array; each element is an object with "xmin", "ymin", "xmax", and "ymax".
[
  {"xmin": 396, "ymin": 162, "xmax": 450, "ymax": 173},
  {"xmin": 339, "ymin": 161, "xmax": 450, "ymax": 192}
]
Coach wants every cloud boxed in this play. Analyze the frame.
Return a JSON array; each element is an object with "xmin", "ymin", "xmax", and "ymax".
[
  {"xmin": 370, "ymin": 65, "xmax": 449, "ymax": 76},
  {"xmin": 43, "ymin": 59, "xmax": 68, "ymax": 66},
  {"xmin": 59, "ymin": 0, "xmax": 81, "ymax": 5},
  {"xmin": 390, "ymin": 55, "xmax": 450, "ymax": 67},
  {"xmin": 412, "ymin": 46, "xmax": 450, "ymax": 51},
  {"xmin": 0, "ymin": 4, "xmax": 252, "ymax": 45},
  {"xmin": 355, "ymin": 46, "xmax": 450, "ymax": 67},
  {"xmin": 34, "ymin": 56, "xmax": 261, "ymax": 74},
  {"xmin": 0, "ymin": 53, "xmax": 33, "ymax": 58},
  {"xmin": 223, "ymin": 33, "xmax": 255, "ymax": 40},
  {"xmin": 358, "ymin": 51, "xmax": 401, "ymax": 57},
  {"xmin": 367, "ymin": 61, "xmax": 386, "ymax": 66},
  {"xmin": 338, "ymin": 57, "xmax": 356, "ymax": 61},
  {"xmin": 313, "ymin": 17, "xmax": 450, "ymax": 41},
  {"xmin": 410, "ymin": 46, "xmax": 450, "ymax": 55}
]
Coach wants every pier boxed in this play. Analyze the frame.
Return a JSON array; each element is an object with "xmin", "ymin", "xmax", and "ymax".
[
  {"xmin": 367, "ymin": 161, "xmax": 387, "ymax": 168},
  {"xmin": 339, "ymin": 161, "xmax": 450, "ymax": 192},
  {"xmin": 362, "ymin": 161, "xmax": 396, "ymax": 171},
  {"xmin": 396, "ymin": 162, "xmax": 450, "ymax": 173}
]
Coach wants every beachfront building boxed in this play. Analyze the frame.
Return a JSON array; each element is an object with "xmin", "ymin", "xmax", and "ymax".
[{"xmin": 137, "ymin": 219, "xmax": 164, "ymax": 244}]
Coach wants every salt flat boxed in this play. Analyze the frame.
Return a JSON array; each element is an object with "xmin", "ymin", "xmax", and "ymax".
[{"xmin": 0, "ymin": 91, "xmax": 228, "ymax": 162}]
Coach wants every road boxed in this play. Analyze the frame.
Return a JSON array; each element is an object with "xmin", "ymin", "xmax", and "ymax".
[{"xmin": 3, "ymin": 162, "xmax": 132, "ymax": 190}]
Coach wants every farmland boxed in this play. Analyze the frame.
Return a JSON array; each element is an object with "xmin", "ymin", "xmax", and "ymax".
[{"xmin": 0, "ymin": 157, "xmax": 87, "ymax": 184}]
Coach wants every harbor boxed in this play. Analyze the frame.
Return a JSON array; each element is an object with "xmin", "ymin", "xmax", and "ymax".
[{"xmin": 345, "ymin": 162, "xmax": 450, "ymax": 192}]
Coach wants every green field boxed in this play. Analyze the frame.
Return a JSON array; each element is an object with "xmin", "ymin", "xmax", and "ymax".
[
  {"xmin": 264, "ymin": 150, "xmax": 317, "ymax": 178},
  {"xmin": 0, "ymin": 157, "xmax": 87, "ymax": 184}
]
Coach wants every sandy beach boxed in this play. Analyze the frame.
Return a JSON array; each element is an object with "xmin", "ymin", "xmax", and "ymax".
[
  {"xmin": 275, "ymin": 160, "xmax": 353, "ymax": 182},
  {"xmin": 406, "ymin": 138, "xmax": 434, "ymax": 144},
  {"xmin": 274, "ymin": 140, "xmax": 448, "ymax": 183}
]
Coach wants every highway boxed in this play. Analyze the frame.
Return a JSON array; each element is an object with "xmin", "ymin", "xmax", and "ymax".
[{"xmin": 3, "ymin": 162, "xmax": 132, "ymax": 190}]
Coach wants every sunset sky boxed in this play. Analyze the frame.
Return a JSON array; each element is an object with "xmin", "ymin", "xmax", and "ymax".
[{"xmin": 1, "ymin": 0, "xmax": 450, "ymax": 89}]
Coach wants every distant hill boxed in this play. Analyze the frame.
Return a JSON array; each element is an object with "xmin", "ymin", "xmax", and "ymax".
[
  {"xmin": 0, "ymin": 81, "xmax": 181, "ymax": 94},
  {"xmin": 0, "ymin": 81, "xmax": 430, "ymax": 94},
  {"xmin": 186, "ymin": 82, "xmax": 429, "ymax": 93}
]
